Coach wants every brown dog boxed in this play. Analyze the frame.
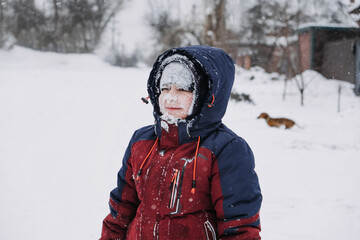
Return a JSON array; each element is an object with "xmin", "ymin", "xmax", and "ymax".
[{"xmin": 257, "ymin": 112, "xmax": 296, "ymax": 129}]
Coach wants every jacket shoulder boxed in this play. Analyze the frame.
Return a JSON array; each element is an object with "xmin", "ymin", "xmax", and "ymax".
[
  {"xmin": 131, "ymin": 125, "xmax": 157, "ymax": 143},
  {"xmin": 202, "ymin": 124, "xmax": 251, "ymax": 157}
]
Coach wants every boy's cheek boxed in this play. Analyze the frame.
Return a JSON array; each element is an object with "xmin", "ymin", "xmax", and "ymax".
[
  {"xmin": 159, "ymin": 94, "xmax": 169, "ymax": 114},
  {"xmin": 159, "ymin": 98, "xmax": 165, "ymax": 114},
  {"xmin": 160, "ymin": 93, "xmax": 178, "ymax": 104}
]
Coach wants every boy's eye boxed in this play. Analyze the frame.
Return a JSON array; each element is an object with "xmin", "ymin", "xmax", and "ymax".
[
  {"xmin": 175, "ymin": 86, "xmax": 188, "ymax": 91},
  {"xmin": 161, "ymin": 87, "xmax": 170, "ymax": 91},
  {"xmin": 177, "ymin": 87, "xmax": 191, "ymax": 93}
]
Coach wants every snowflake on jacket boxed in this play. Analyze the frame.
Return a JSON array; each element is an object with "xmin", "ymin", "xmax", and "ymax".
[{"xmin": 101, "ymin": 45, "xmax": 262, "ymax": 240}]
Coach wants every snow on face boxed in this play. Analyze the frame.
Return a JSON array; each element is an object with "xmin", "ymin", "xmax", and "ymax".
[
  {"xmin": 159, "ymin": 62, "xmax": 195, "ymax": 91},
  {"xmin": 159, "ymin": 84, "xmax": 194, "ymax": 121},
  {"xmin": 158, "ymin": 62, "xmax": 195, "ymax": 123}
]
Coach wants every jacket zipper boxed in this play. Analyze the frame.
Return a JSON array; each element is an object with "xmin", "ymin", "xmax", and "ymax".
[
  {"xmin": 169, "ymin": 169, "xmax": 180, "ymax": 209},
  {"xmin": 169, "ymin": 157, "xmax": 194, "ymax": 215},
  {"xmin": 204, "ymin": 220, "xmax": 217, "ymax": 240}
]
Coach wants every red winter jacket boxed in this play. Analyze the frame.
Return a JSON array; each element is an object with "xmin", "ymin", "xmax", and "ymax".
[{"xmin": 101, "ymin": 46, "xmax": 262, "ymax": 239}]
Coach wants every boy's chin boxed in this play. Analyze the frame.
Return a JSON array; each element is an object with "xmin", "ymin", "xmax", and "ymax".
[{"xmin": 160, "ymin": 113, "xmax": 186, "ymax": 124}]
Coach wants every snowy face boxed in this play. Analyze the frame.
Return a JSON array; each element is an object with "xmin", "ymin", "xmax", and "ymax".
[
  {"xmin": 158, "ymin": 62, "xmax": 195, "ymax": 120},
  {"xmin": 159, "ymin": 62, "xmax": 195, "ymax": 91},
  {"xmin": 159, "ymin": 84, "xmax": 194, "ymax": 119}
]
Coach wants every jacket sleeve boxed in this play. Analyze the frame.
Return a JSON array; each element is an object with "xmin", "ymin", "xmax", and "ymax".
[
  {"xmin": 211, "ymin": 137, "xmax": 262, "ymax": 240},
  {"xmin": 101, "ymin": 135, "xmax": 140, "ymax": 240}
]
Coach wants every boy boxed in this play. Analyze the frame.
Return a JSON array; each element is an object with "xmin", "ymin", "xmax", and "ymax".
[{"xmin": 101, "ymin": 46, "xmax": 262, "ymax": 239}]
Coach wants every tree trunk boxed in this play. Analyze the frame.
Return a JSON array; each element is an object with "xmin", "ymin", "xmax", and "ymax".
[
  {"xmin": 283, "ymin": 76, "xmax": 288, "ymax": 101},
  {"xmin": 337, "ymin": 84, "xmax": 342, "ymax": 113},
  {"xmin": 300, "ymin": 87, "xmax": 304, "ymax": 106},
  {"xmin": 214, "ymin": 0, "xmax": 226, "ymax": 47},
  {"xmin": 203, "ymin": 0, "xmax": 227, "ymax": 48},
  {"xmin": 52, "ymin": 0, "xmax": 59, "ymax": 51},
  {"xmin": 0, "ymin": 1, "xmax": 4, "ymax": 45}
]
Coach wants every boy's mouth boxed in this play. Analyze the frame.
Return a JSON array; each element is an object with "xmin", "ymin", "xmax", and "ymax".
[{"xmin": 166, "ymin": 107, "xmax": 182, "ymax": 111}]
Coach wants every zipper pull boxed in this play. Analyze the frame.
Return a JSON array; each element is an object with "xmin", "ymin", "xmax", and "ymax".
[
  {"xmin": 169, "ymin": 169, "xmax": 178, "ymax": 190},
  {"xmin": 171, "ymin": 169, "xmax": 179, "ymax": 183},
  {"xmin": 169, "ymin": 169, "xmax": 179, "ymax": 209}
]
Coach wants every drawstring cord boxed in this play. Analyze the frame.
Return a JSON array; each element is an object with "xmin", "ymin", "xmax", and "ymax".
[
  {"xmin": 141, "ymin": 96, "xmax": 150, "ymax": 104},
  {"xmin": 191, "ymin": 136, "xmax": 201, "ymax": 194},
  {"xmin": 208, "ymin": 94, "xmax": 215, "ymax": 108},
  {"xmin": 135, "ymin": 130, "xmax": 200, "ymax": 195},
  {"xmin": 136, "ymin": 137, "xmax": 158, "ymax": 180}
]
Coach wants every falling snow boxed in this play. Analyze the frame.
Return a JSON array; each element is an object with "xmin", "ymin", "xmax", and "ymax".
[{"xmin": 0, "ymin": 47, "xmax": 359, "ymax": 240}]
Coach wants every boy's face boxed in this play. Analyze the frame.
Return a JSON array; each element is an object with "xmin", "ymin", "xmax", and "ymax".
[{"xmin": 159, "ymin": 84, "xmax": 193, "ymax": 119}]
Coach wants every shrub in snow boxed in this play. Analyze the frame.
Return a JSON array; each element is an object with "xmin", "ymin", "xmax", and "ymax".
[
  {"xmin": 104, "ymin": 47, "xmax": 141, "ymax": 67},
  {"xmin": 230, "ymin": 92, "xmax": 255, "ymax": 105},
  {"xmin": 0, "ymin": 33, "xmax": 16, "ymax": 50}
]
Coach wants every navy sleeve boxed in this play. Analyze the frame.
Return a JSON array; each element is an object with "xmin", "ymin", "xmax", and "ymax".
[
  {"xmin": 101, "ymin": 133, "xmax": 140, "ymax": 240},
  {"xmin": 211, "ymin": 137, "xmax": 262, "ymax": 239}
]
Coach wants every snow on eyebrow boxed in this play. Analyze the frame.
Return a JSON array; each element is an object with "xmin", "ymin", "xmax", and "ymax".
[
  {"xmin": 155, "ymin": 54, "xmax": 194, "ymax": 84},
  {"xmin": 160, "ymin": 62, "xmax": 194, "ymax": 91}
]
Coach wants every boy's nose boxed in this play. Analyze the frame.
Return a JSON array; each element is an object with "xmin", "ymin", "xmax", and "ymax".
[
  {"xmin": 166, "ymin": 94, "xmax": 177, "ymax": 102},
  {"xmin": 169, "ymin": 88, "xmax": 177, "ymax": 95},
  {"xmin": 168, "ymin": 85, "xmax": 179, "ymax": 95}
]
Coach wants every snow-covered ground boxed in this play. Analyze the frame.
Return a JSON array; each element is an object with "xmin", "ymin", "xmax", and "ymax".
[{"xmin": 0, "ymin": 47, "xmax": 359, "ymax": 239}]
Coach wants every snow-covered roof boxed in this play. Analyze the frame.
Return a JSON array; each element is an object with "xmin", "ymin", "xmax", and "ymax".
[{"xmin": 297, "ymin": 22, "xmax": 360, "ymax": 32}]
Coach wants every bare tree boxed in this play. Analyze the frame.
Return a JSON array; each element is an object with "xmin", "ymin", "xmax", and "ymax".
[
  {"xmin": 0, "ymin": 0, "xmax": 4, "ymax": 47},
  {"xmin": 148, "ymin": 10, "xmax": 183, "ymax": 52},
  {"xmin": 203, "ymin": 0, "xmax": 227, "ymax": 48},
  {"xmin": 0, "ymin": 0, "xmax": 11, "ymax": 48},
  {"xmin": 146, "ymin": 0, "xmax": 204, "ymax": 61},
  {"xmin": 6, "ymin": 0, "xmax": 123, "ymax": 53},
  {"xmin": 289, "ymin": 0, "xmax": 311, "ymax": 106},
  {"xmin": 147, "ymin": 0, "xmax": 235, "ymax": 59},
  {"xmin": 240, "ymin": 0, "xmax": 316, "ymax": 105}
]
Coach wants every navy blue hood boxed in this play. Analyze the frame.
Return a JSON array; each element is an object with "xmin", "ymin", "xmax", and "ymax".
[{"xmin": 147, "ymin": 45, "xmax": 235, "ymax": 141}]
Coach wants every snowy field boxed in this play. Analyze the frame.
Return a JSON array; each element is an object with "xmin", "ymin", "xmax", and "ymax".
[{"xmin": 0, "ymin": 47, "xmax": 359, "ymax": 240}]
